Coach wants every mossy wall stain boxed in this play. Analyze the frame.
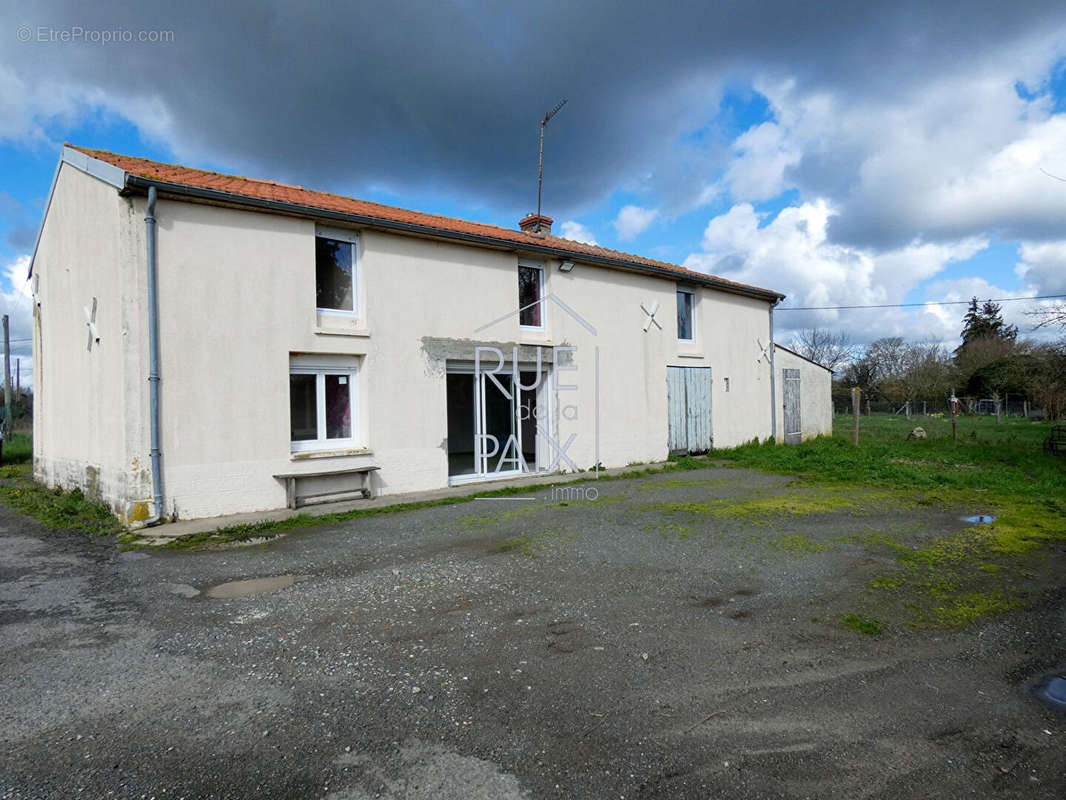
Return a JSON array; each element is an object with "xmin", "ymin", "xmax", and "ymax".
[{"xmin": 127, "ymin": 500, "xmax": 151, "ymax": 524}]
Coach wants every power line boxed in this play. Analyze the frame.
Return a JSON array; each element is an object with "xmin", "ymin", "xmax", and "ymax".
[{"xmin": 776, "ymin": 293, "xmax": 1066, "ymax": 312}]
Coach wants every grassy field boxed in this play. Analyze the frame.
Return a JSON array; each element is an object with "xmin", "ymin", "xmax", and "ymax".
[
  {"xmin": 2, "ymin": 432, "xmax": 32, "ymax": 465},
  {"xmin": 716, "ymin": 413, "xmax": 1066, "ymax": 628},
  {"xmin": 720, "ymin": 412, "xmax": 1062, "ymax": 497}
]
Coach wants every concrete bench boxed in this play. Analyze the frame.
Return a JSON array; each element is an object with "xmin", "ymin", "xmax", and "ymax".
[{"xmin": 273, "ymin": 465, "xmax": 380, "ymax": 509}]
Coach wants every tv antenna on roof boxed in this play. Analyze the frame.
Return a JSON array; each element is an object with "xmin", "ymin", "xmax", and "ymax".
[{"xmin": 536, "ymin": 98, "xmax": 567, "ymax": 232}]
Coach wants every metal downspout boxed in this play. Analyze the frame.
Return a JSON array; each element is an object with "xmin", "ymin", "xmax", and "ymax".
[
  {"xmin": 144, "ymin": 186, "xmax": 164, "ymax": 524},
  {"xmin": 769, "ymin": 299, "xmax": 779, "ymax": 443}
]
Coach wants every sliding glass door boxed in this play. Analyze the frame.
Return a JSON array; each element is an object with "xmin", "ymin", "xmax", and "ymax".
[{"xmin": 446, "ymin": 366, "xmax": 547, "ymax": 482}]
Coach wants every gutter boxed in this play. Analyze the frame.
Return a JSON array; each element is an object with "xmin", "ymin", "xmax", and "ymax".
[
  {"xmin": 143, "ymin": 186, "xmax": 164, "ymax": 525},
  {"xmin": 123, "ymin": 175, "xmax": 785, "ymax": 304},
  {"xmin": 769, "ymin": 299, "xmax": 779, "ymax": 443}
]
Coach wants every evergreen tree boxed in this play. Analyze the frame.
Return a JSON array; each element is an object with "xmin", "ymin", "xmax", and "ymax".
[
  {"xmin": 954, "ymin": 297, "xmax": 1017, "ymax": 364},
  {"xmin": 958, "ymin": 297, "xmax": 1017, "ymax": 345}
]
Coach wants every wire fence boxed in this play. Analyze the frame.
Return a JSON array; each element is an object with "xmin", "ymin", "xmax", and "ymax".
[{"xmin": 832, "ymin": 397, "xmax": 1044, "ymax": 418}]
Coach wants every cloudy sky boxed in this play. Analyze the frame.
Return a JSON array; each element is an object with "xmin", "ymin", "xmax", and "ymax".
[{"xmin": 3, "ymin": 0, "xmax": 1066, "ymax": 384}]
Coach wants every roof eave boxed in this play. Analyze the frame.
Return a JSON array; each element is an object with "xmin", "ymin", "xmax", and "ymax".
[{"xmin": 122, "ymin": 174, "xmax": 785, "ymax": 303}]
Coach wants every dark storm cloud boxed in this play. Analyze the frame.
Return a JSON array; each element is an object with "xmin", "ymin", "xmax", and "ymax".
[{"xmin": 4, "ymin": 0, "xmax": 1065, "ymax": 225}]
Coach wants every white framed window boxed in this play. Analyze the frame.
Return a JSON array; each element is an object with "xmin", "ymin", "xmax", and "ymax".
[
  {"xmin": 289, "ymin": 354, "xmax": 360, "ymax": 452},
  {"xmin": 315, "ymin": 225, "xmax": 359, "ymax": 315},
  {"xmin": 518, "ymin": 262, "xmax": 545, "ymax": 328},
  {"xmin": 676, "ymin": 288, "xmax": 695, "ymax": 341}
]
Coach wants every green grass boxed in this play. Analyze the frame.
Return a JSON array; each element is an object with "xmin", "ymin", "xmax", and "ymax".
[
  {"xmin": 2, "ymin": 433, "xmax": 32, "ymax": 465},
  {"xmin": 0, "ymin": 463, "xmax": 122, "ymax": 537},
  {"xmin": 841, "ymin": 613, "xmax": 884, "ymax": 635},
  {"xmin": 718, "ymin": 414, "xmax": 1061, "ymax": 498},
  {"xmin": 717, "ymin": 414, "xmax": 1066, "ymax": 630}
]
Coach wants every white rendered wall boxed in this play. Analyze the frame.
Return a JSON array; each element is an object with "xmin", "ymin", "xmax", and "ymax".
[{"xmin": 37, "ymin": 175, "xmax": 780, "ymax": 520}]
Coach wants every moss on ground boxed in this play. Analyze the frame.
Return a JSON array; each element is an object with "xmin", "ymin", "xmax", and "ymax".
[
  {"xmin": 841, "ymin": 613, "xmax": 884, "ymax": 635},
  {"xmin": 640, "ymin": 486, "xmax": 907, "ymax": 520},
  {"xmin": 490, "ymin": 527, "xmax": 576, "ymax": 557}
]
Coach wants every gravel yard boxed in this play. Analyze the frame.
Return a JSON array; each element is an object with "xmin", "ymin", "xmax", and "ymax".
[{"xmin": 1, "ymin": 464, "xmax": 1064, "ymax": 799}]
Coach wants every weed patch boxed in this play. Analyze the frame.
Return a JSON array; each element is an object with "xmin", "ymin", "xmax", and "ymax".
[
  {"xmin": 0, "ymin": 463, "xmax": 122, "ymax": 537},
  {"xmin": 841, "ymin": 613, "xmax": 884, "ymax": 635}
]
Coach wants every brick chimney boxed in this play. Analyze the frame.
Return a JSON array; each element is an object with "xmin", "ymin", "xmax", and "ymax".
[{"xmin": 519, "ymin": 213, "xmax": 553, "ymax": 236}]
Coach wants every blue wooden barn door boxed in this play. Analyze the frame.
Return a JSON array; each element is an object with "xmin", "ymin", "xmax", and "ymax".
[{"xmin": 667, "ymin": 366, "xmax": 713, "ymax": 454}]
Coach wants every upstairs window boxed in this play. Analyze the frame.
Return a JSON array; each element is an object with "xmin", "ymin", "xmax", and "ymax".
[
  {"xmin": 518, "ymin": 264, "xmax": 544, "ymax": 327},
  {"xmin": 316, "ymin": 232, "xmax": 357, "ymax": 313},
  {"xmin": 677, "ymin": 289, "xmax": 695, "ymax": 341}
]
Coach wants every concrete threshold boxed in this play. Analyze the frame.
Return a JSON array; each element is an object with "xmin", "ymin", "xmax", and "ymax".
[{"xmin": 137, "ymin": 462, "xmax": 677, "ymax": 542}]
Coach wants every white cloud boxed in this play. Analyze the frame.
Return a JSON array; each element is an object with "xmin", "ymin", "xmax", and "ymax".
[
  {"xmin": 733, "ymin": 51, "xmax": 1066, "ymax": 246},
  {"xmin": 0, "ymin": 64, "xmax": 173, "ymax": 150},
  {"xmin": 612, "ymin": 205, "xmax": 659, "ymax": 241},
  {"xmin": 558, "ymin": 220, "xmax": 598, "ymax": 246},
  {"xmin": 685, "ymin": 201, "xmax": 990, "ymax": 344},
  {"xmin": 722, "ymin": 119, "xmax": 801, "ymax": 202},
  {"xmin": 1014, "ymin": 240, "xmax": 1066, "ymax": 294}
]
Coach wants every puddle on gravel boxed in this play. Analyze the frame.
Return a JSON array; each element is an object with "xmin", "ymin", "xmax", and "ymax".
[
  {"xmin": 1033, "ymin": 673, "xmax": 1066, "ymax": 713},
  {"xmin": 206, "ymin": 575, "xmax": 294, "ymax": 599},
  {"xmin": 962, "ymin": 514, "xmax": 996, "ymax": 524}
]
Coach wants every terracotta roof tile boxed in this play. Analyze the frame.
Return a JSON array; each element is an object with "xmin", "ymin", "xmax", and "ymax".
[{"xmin": 67, "ymin": 144, "xmax": 782, "ymax": 300}]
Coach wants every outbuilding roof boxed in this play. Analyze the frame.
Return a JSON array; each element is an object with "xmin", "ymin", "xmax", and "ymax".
[{"xmin": 53, "ymin": 144, "xmax": 784, "ymax": 302}]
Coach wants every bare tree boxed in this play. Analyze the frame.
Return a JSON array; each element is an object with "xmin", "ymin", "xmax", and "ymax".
[
  {"xmin": 1028, "ymin": 302, "xmax": 1066, "ymax": 330},
  {"xmin": 789, "ymin": 328, "xmax": 855, "ymax": 371}
]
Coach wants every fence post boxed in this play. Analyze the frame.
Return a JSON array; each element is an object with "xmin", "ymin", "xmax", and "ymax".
[
  {"xmin": 905, "ymin": 401, "xmax": 911, "ymax": 419},
  {"xmin": 950, "ymin": 392, "xmax": 958, "ymax": 444},
  {"xmin": 852, "ymin": 387, "xmax": 861, "ymax": 445},
  {"xmin": 922, "ymin": 400, "xmax": 926, "ymax": 416}
]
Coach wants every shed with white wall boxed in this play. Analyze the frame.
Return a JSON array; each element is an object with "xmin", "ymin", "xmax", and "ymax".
[{"xmin": 774, "ymin": 345, "xmax": 833, "ymax": 443}]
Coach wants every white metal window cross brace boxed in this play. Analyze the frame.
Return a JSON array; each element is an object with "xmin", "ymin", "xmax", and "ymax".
[
  {"xmin": 756, "ymin": 338, "xmax": 772, "ymax": 364},
  {"xmin": 84, "ymin": 297, "xmax": 99, "ymax": 351},
  {"xmin": 641, "ymin": 301, "xmax": 662, "ymax": 332}
]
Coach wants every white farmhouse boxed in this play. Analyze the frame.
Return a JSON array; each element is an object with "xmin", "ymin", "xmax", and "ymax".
[{"xmin": 30, "ymin": 145, "xmax": 830, "ymax": 524}]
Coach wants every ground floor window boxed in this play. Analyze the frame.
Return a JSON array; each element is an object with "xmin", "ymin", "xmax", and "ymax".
[{"xmin": 290, "ymin": 355, "xmax": 359, "ymax": 451}]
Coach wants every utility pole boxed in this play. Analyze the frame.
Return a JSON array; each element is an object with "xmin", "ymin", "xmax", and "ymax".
[
  {"xmin": 3, "ymin": 315, "xmax": 11, "ymax": 441},
  {"xmin": 15, "ymin": 358, "xmax": 19, "ymax": 416}
]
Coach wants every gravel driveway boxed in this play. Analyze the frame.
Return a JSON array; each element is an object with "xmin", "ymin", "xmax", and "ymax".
[{"xmin": 2, "ymin": 465, "xmax": 1063, "ymax": 798}]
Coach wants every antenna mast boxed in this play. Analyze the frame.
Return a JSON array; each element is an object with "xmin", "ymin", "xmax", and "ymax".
[{"xmin": 536, "ymin": 98, "xmax": 567, "ymax": 232}]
